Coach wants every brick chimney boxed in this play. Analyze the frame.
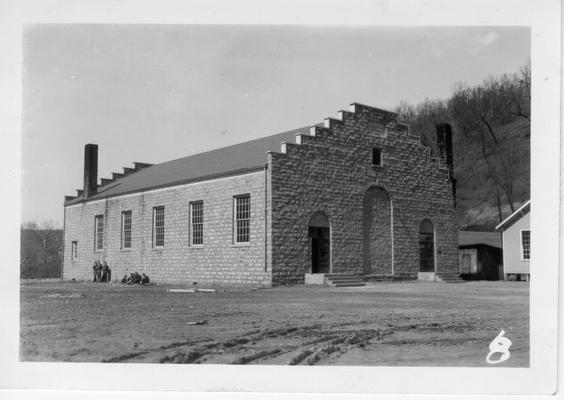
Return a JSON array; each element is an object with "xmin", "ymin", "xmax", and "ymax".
[
  {"xmin": 83, "ymin": 144, "xmax": 98, "ymax": 198},
  {"xmin": 436, "ymin": 123, "xmax": 456, "ymax": 206}
]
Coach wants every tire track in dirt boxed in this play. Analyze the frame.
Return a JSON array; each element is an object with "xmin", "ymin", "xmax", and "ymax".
[
  {"xmin": 102, "ymin": 326, "xmax": 304, "ymax": 363},
  {"xmin": 157, "ymin": 325, "xmax": 392, "ymax": 365},
  {"xmin": 231, "ymin": 349, "xmax": 283, "ymax": 364},
  {"xmin": 295, "ymin": 329, "xmax": 394, "ymax": 366},
  {"xmin": 157, "ymin": 326, "xmax": 317, "ymax": 364},
  {"xmin": 104, "ymin": 320, "xmax": 478, "ymax": 365},
  {"xmin": 103, "ymin": 337, "xmax": 214, "ymax": 363}
]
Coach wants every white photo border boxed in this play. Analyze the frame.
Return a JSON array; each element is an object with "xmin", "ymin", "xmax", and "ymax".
[{"xmin": 0, "ymin": 0, "xmax": 560, "ymax": 397}]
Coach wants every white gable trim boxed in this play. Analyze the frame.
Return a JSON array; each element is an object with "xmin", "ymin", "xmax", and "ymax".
[{"xmin": 495, "ymin": 200, "xmax": 531, "ymax": 231}]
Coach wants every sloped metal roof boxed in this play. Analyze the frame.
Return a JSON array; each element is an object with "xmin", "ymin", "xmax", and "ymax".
[
  {"xmin": 66, "ymin": 126, "xmax": 313, "ymax": 205},
  {"xmin": 458, "ymin": 231, "xmax": 502, "ymax": 249}
]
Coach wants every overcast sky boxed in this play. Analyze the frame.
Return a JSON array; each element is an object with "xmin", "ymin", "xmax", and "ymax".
[{"xmin": 22, "ymin": 25, "xmax": 530, "ymax": 225}]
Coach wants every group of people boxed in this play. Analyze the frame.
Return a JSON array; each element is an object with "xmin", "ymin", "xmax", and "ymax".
[
  {"xmin": 92, "ymin": 260, "xmax": 111, "ymax": 283},
  {"xmin": 121, "ymin": 272, "xmax": 150, "ymax": 285},
  {"xmin": 92, "ymin": 260, "xmax": 151, "ymax": 285}
]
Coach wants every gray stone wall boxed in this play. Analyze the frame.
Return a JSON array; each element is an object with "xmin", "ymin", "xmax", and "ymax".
[
  {"xmin": 63, "ymin": 103, "xmax": 458, "ymax": 287},
  {"xmin": 268, "ymin": 103, "xmax": 459, "ymax": 285},
  {"xmin": 363, "ymin": 187, "xmax": 393, "ymax": 275},
  {"xmin": 63, "ymin": 171, "xmax": 271, "ymax": 287}
]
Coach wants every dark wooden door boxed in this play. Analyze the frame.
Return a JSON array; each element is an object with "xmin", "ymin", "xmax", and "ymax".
[
  {"xmin": 419, "ymin": 232, "xmax": 435, "ymax": 272},
  {"xmin": 310, "ymin": 227, "xmax": 330, "ymax": 273}
]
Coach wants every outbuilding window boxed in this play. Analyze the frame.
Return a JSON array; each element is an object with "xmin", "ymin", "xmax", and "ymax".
[
  {"xmin": 94, "ymin": 215, "xmax": 104, "ymax": 251},
  {"xmin": 521, "ymin": 230, "xmax": 530, "ymax": 260},
  {"xmin": 190, "ymin": 201, "xmax": 204, "ymax": 246},
  {"xmin": 121, "ymin": 210, "xmax": 132, "ymax": 249},
  {"xmin": 152, "ymin": 206, "xmax": 165, "ymax": 248},
  {"xmin": 234, "ymin": 195, "xmax": 251, "ymax": 243}
]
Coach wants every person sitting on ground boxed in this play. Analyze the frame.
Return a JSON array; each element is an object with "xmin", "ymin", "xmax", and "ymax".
[
  {"xmin": 127, "ymin": 272, "xmax": 139, "ymax": 285},
  {"xmin": 121, "ymin": 274, "xmax": 127, "ymax": 284},
  {"xmin": 141, "ymin": 273, "xmax": 150, "ymax": 285}
]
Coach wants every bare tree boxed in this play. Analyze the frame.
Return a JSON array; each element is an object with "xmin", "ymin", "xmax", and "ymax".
[
  {"xmin": 449, "ymin": 82, "xmax": 501, "ymax": 147},
  {"xmin": 22, "ymin": 220, "xmax": 60, "ymax": 251},
  {"xmin": 487, "ymin": 141, "xmax": 523, "ymax": 214},
  {"xmin": 449, "ymin": 63, "xmax": 530, "ymax": 220},
  {"xmin": 398, "ymin": 61, "xmax": 530, "ymax": 225},
  {"xmin": 395, "ymin": 98, "xmax": 450, "ymax": 151},
  {"xmin": 512, "ymin": 58, "xmax": 531, "ymax": 122},
  {"xmin": 449, "ymin": 62, "xmax": 530, "ymax": 142}
]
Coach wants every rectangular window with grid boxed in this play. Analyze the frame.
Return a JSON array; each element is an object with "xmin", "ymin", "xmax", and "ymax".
[
  {"xmin": 152, "ymin": 206, "xmax": 165, "ymax": 248},
  {"xmin": 121, "ymin": 210, "xmax": 132, "ymax": 249},
  {"xmin": 234, "ymin": 195, "xmax": 251, "ymax": 243},
  {"xmin": 190, "ymin": 201, "xmax": 204, "ymax": 246},
  {"xmin": 71, "ymin": 241, "xmax": 78, "ymax": 259},
  {"xmin": 94, "ymin": 215, "xmax": 104, "ymax": 250},
  {"xmin": 521, "ymin": 230, "xmax": 530, "ymax": 260}
]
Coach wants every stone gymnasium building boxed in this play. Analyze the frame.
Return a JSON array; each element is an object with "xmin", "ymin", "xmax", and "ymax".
[{"xmin": 63, "ymin": 103, "xmax": 459, "ymax": 287}]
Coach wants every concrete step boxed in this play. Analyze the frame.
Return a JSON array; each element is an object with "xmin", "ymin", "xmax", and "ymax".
[
  {"xmin": 325, "ymin": 274, "xmax": 365, "ymax": 288},
  {"xmin": 363, "ymin": 274, "xmax": 417, "ymax": 282},
  {"xmin": 324, "ymin": 274, "xmax": 358, "ymax": 279},
  {"xmin": 327, "ymin": 278, "xmax": 364, "ymax": 282},
  {"xmin": 326, "ymin": 276, "xmax": 359, "ymax": 280},
  {"xmin": 334, "ymin": 282, "xmax": 366, "ymax": 288},
  {"xmin": 327, "ymin": 277, "xmax": 363, "ymax": 282},
  {"xmin": 436, "ymin": 273, "xmax": 466, "ymax": 283},
  {"xmin": 363, "ymin": 274, "xmax": 395, "ymax": 280}
]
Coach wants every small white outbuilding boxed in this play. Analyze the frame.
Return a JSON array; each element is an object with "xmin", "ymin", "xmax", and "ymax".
[{"xmin": 495, "ymin": 200, "xmax": 530, "ymax": 280}]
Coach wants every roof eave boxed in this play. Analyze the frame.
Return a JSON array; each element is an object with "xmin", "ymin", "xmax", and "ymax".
[
  {"xmin": 64, "ymin": 165, "xmax": 266, "ymax": 207},
  {"xmin": 495, "ymin": 200, "xmax": 531, "ymax": 231}
]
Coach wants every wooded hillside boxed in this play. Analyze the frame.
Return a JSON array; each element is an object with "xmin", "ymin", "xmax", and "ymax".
[
  {"xmin": 396, "ymin": 62, "xmax": 530, "ymax": 230},
  {"xmin": 20, "ymin": 224, "xmax": 62, "ymax": 279}
]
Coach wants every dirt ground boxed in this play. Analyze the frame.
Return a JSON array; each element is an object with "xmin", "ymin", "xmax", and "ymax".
[{"xmin": 20, "ymin": 280, "xmax": 529, "ymax": 367}]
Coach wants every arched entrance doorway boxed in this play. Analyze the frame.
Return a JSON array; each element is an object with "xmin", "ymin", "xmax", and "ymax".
[
  {"xmin": 419, "ymin": 219, "xmax": 435, "ymax": 272},
  {"xmin": 362, "ymin": 187, "xmax": 393, "ymax": 275},
  {"xmin": 309, "ymin": 212, "xmax": 330, "ymax": 274}
]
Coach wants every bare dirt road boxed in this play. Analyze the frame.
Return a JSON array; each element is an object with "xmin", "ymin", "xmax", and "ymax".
[{"xmin": 20, "ymin": 280, "xmax": 529, "ymax": 366}]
